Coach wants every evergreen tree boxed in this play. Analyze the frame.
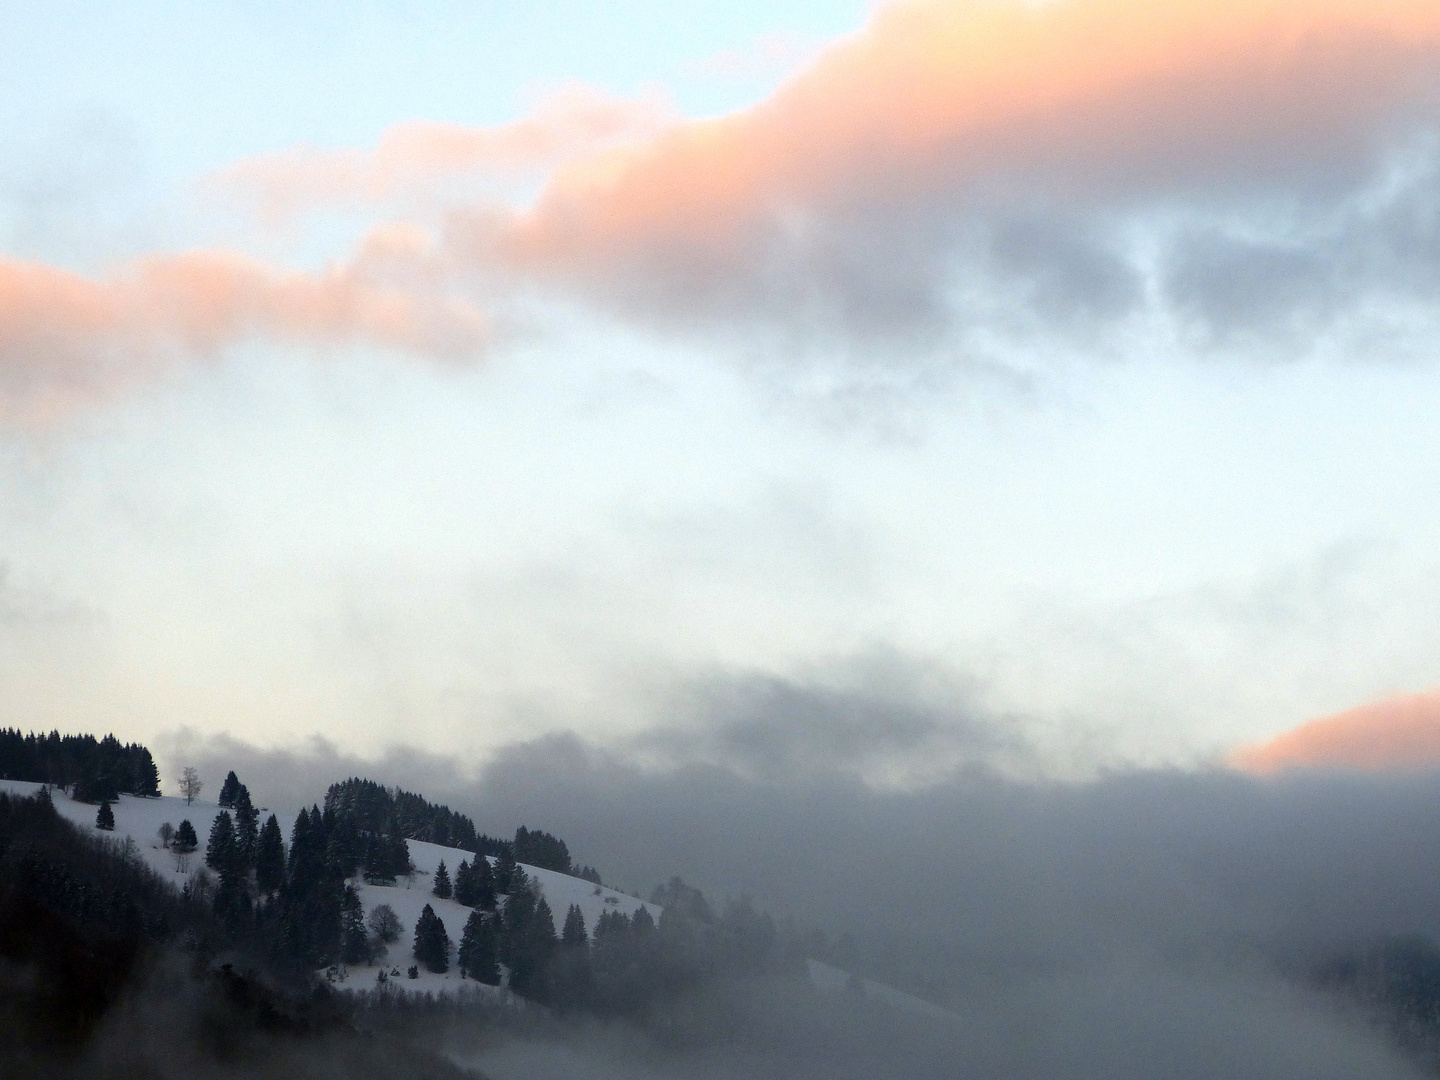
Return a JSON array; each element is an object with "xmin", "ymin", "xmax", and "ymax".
[
  {"xmin": 413, "ymin": 904, "xmax": 451, "ymax": 973},
  {"xmin": 217, "ymin": 770, "xmax": 242, "ymax": 807},
  {"xmin": 458, "ymin": 910, "xmax": 500, "ymax": 984},
  {"xmin": 631, "ymin": 906, "xmax": 656, "ymax": 936},
  {"xmin": 508, "ymin": 894, "xmax": 557, "ymax": 998},
  {"xmin": 494, "ymin": 847, "xmax": 518, "ymax": 894},
  {"xmin": 95, "ymin": 800, "xmax": 114, "ymax": 831},
  {"xmin": 340, "ymin": 885, "xmax": 368, "ymax": 964},
  {"xmin": 206, "ymin": 810, "xmax": 237, "ymax": 880},
  {"xmin": 132, "ymin": 747, "xmax": 161, "ymax": 797},
  {"xmin": 279, "ymin": 805, "xmax": 343, "ymax": 967},
  {"xmin": 562, "ymin": 903, "xmax": 588, "ymax": 948},
  {"xmin": 453, "ymin": 859, "xmax": 475, "ymax": 906},
  {"xmin": 474, "ymin": 855, "xmax": 497, "ymax": 911},
  {"xmin": 432, "ymin": 859, "xmax": 452, "ymax": 899},
  {"xmin": 255, "ymin": 813, "xmax": 285, "ymax": 894},
  {"xmin": 512, "ymin": 825, "xmax": 572, "ymax": 874},
  {"xmin": 233, "ymin": 784, "xmax": 259, "ymax": 873},
  {"xmin": 174, "ymin": 818, "xmax": 198, "ymax": 853}
]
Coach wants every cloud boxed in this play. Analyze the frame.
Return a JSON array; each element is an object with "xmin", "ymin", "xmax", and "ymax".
[
  {"xmin": 208, "ymin": 85, "xmax": 675, "ymax": 222},
  {"xmin": 162, "ymin": 719, "xmax": 1440, "ymax": 1077},
  {"xmin": 633, "ymin": 653, "xmax": 1032, "ymax": 783},
  {"xmin": 447, "ymin": 0, "xmax": 1440, "ymax": 342},
  {"xmin": 1232, "ymin": 688, "xmax": 1440, "ymax": 773},
  {"xmin": 0, "ymin": 244, "xmax": 486, "ymax": 421},
  {"xmin": 15, "ymin": 0, "xmax": 1440, "ymax": 418}
]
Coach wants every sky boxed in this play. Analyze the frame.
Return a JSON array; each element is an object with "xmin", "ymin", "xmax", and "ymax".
[{"xmin": 7, "ymin": 0, "xmax": 1440, "ymax": 782}]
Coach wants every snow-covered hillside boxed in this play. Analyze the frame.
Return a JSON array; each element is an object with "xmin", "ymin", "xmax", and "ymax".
[
  {"xmin": 0, "ymin": 779, "xmax": 277, "ymax": 885},
  {"xmin": 343, "ymin": 838, "xmax": 660, "ymax": 995},
  {"xmin": 0, "ymin": 779, "xmax": 947, "ymax": 1016}
]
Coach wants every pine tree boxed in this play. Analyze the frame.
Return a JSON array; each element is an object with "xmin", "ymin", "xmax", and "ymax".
[
  {"xmin": 233, "ymin": 784, "xmax": 259, "ymax": 873},
  {"xmin": 340, "ymin": 885, "xmax": 368, "ymax": 964},
  {"xmin": 174, "ymin": 818, "xmax": 198, "ymax": 853},
  {"xmin": 132, "ymin": 747, "xmax": 161, "ymax": 797},
  {"xmin": 256, "ymin": 814, "xmax": 285, "ymax": 894},
  {"xmin": 413, "ymin": 904, "xmax": 451, "ymax": 973},
  {"xmin": 95, "ymin": 800, "xmax": 114, "ymax": 831},
  {"xmin": 279, "ymin": 805, "xmax": 343, "ymax": 967},
  {"xmin": 458, "ymin": 910, "xmax": 500, "ymax": 984},
  {"xmin": 494, "ymin": 847, "xmax": 518, "ymax": 894},
  {"xmin": 562, "ymin": 903, "xmax": 587, "ymax": 948},
  {"xmin": 474, "ymin": 855, "xmax": 497, "ymax": 911},
  {"xmin": 631, "ymin": 906, "xmax": 656, "ymax": 936},
  {"xmin": 217, "ymin": 770, "xmax": 241, "ymax": 807},
  {"xmin": 432, "ymin": 859, "xmax": 452, "ymax": 899},
  {"xmin": 508, "ymin": 893, "xmax": 557, "ymax": 998},
  {"xmin": 453, "ymin": 859, "xmax": 475, "ymax": 906},
  {"xmin": 207, "ymin": 810, "xmax": 237, "ymax": 881}
]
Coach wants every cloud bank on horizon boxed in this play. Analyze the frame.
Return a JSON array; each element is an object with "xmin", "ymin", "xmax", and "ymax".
[
  {"xmin": 10, "ymin": 0, "xmax": 1440, "ymax": 417},
  {"xmin": 1234, "ymin": 687, "xmax": 1440, "ymax": 774}
]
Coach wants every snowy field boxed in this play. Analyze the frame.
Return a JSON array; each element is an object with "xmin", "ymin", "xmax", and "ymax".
[
  {"xmin": 0, "ymin": 779, "xmax": 946, "ymax": 1015},
  {"xmin": 341, "ymin": 838, "xmax": 660, "ymax": 995},
  {"xmin": 0, "ymin": 778, "xmax": 259, "ymax": 886}
]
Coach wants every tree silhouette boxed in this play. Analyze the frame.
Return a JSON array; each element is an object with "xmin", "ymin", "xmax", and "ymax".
[
  {"xmin": 562, "ymin": 903, "xmax": 588, "ymax": 948},
  {"xmin": 458, "ymin": 910, "xmax": 500, "ymax": 984},
  {"xmin": 413, "ymin": 904, "xmax": 451, "ymax": 973},
  {"xmin": 178, "ymin": 767, "xmax": 202, "ymax": 806}
]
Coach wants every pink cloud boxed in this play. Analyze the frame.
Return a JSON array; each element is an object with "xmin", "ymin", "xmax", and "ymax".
[
  {"xmin": 13, "ymin": 0, "xmax": 1440, "ymax": 419},
  {"xmin": 488, "ymin": 0, "xmax": 1440, "ymax": 282},
  {"xmin": 0, "ymin": 250, "xmax": 486, "ymax": 422},
  {"xmin": 210, "ymin": 85, "xmax": 674, "ymax": 222},
  {"xmin": 1231, "ymin": 688, "xmax": 1440, "ymax": 774}
]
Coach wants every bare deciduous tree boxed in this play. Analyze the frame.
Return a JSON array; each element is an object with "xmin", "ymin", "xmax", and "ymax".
[
  {"xmin": 178, "ymin": 767, "xmax": 202, "ymax": 805},
  {"xmin": 367, "ymin": 903, "xmax": 403, "ymax": 944},
  {"xmin": 158, "ymin": 822, "xmax": 175, "ymax": 849}
]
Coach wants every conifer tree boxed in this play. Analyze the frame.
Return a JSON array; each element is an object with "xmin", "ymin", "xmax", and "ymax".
[
  {"xmin": 562, "ymin": 903, "xmax": 588, "ymax": 948},
  {"xmin": 453, "ymin": 859, "xmax": 475, "ymax": 906},
  {"xmin": 174, "ymin": 818, "xmax": 198, "ymax": 853},
  {"xmin": 279, "ymin": 805, "xmax": 343, "ymax": 967},
  {"xmin": 413, "ymin": 904, "xmax": 451, "ymax": 973},
  {"xmin": 95, "ymin": 800, "xmax": 114, "ymax": 831},
  {"xmin": 233, "ymin": 784, "xmax": 259, "ymax": 872},
  {"xmin": 458, "ymin": 910, "xmax": 500, "ymax": 984},
  {"xmin": 217, "ymin": 770, "xmax": 241, "ymax": 807},
  {"xmin": 631, "ymin": 906, "xmax": 656, "ymax": 936},
  {"xmin": 494, "ymin": 847, "xmax": 518, "ymax": 894},
  {"xmin": 255, "ymin": 814, "xmax": 285, "ymax": 894},
  {"xmin": 508, "ymin": 894, "xmax": 557, "ymax": 998},
  {"xmin": 474, "ymin": 855, "xmax": 497, "ymax": 911},
  {"xmin": 207, "ymin": 810, "xmax": 236, "ymax": 880},
  {"xmin": 340, "ymin": 885, "xmax": 368, "ymax": 964},
  {"xmin": 432, "ymin": 859, "xmax": 452, "ymax": 899}
]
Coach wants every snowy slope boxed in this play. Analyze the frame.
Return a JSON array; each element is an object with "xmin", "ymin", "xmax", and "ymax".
[
  {"xmin": 0, "ymin": 778, "xmax": 291, "ymax": 886},
  {"xmin": 0, "ymin": 780, "xmax": 948, "ymax": 1016},
  {"xmin": 338, "ymin": 837, "xmax": 662, "ymax": 995}
]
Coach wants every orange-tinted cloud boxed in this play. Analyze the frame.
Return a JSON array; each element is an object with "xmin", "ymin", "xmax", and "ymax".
[
  {"xmin": 1231, "ymin": 689, "xmax": 1440, "ymax": 774},
  {"xmin": 489, "ymin": 0, "xmax": 1440, "ymax": 280},
  {"xmin": 211, "ymin": 85, "xmax": 674, "ymax": 221},
  {"xmin": 0, "ymin": 250, "xmax": 486, "ymax": 422}
]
